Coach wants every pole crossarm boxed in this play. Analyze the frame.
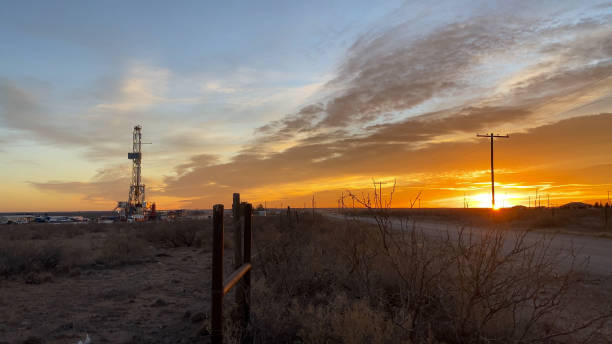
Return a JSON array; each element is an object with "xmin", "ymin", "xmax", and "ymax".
[{"xmin": 477, "ymin": 134, "xmax": 510, "ymax": 138}]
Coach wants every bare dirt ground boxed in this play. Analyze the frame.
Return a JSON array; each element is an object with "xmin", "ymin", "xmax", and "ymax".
[
  {"xmin": 557, "ymin": 275, "xmax": 612, "ymax": 342},
  {"xmin": 0, "ymin": 246, "xmax": 226, "ymax": 344},
  {"xmin": 0, "ymin": 222, "xmax": 238, "ymax": 343}
]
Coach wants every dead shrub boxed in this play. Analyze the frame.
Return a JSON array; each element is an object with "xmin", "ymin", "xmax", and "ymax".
[
  {"xmin": 0, "ymin": 241, "xmax": 62, "ymax": 277},
  {"xmin": 59, "ymin": 225, "xmax": 86, "ymax": 238},
  {"xmin": 97, "ymin": 232, "xmax": 147, "ymax": 265},
  {"xmin": 171, "ymin": 222, "xmax": 199, "ymax": 247},
  {"xmin": 90, "ymin": 223, "xmax": 112, "ymax": 233},
  {"xmin": 140, "ymin": 220, "xmax": 208, "ymax": 248},
  {"xmin": 526, "ymin": 211, "xmax": 570, "ymax": 229},
  {"xmin": 297, "ymin": 294, "xmax": 400, "ymax": 344},
  {"xmin": 58, "ymin": 239, "xmax": 95, "ymax": 269}
]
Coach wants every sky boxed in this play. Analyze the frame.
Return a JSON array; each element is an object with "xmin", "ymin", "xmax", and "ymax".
[{"xmin": 1, "ymin": 0, "xmax": 611, "ymax": 211}]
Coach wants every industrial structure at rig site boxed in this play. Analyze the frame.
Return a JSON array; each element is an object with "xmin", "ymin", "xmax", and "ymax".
[{"xmin": 114, "ymin": 125, "xmax": 157, "ymax": 221}]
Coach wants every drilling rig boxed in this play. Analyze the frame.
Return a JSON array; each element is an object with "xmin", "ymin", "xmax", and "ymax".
[
  {"xmin": 128, "ymin": 125, "xmax": 145, "ymax": 211},
  {"xmin": 115, "ymin": 125, "xmax": 153, "ymax": 221}
]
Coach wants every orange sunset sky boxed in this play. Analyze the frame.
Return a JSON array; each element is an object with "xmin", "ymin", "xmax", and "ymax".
[{"xmin": 1, "ymin": 1, "xmax": 611, "ymax": 211}]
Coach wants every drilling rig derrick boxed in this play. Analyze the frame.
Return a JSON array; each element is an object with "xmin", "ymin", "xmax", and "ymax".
[
  {"xmin": 128, "ymin": 125, "xmax": 145, "ymax": 211},
  {"xmin": 115, "ymin": 125, "xmax": 153, "ymax": 220}
]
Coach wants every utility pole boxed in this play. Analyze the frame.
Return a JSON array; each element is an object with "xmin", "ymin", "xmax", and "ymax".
[
  {"xmin": 477, "ymin": 133, "xmax": 509, "ymax": 209},
  {"xmin": 606, "ymin": 191, "xmax": 610, "ymax": 230},
  {"xmin": 312, "ymin": 194, "xmax": 315, "ymax": 221}
]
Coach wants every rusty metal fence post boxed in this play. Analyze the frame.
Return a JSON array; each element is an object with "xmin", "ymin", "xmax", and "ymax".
[
  {"xmin": 242, "ymin": 203, "xmax": 252, "ymax": 329},
  {"xmin": 211, "ymin": 204, "xmax": 224, "ymax": 344},
  {"xmin": 233, "ymin": 194, "xmax": 244, "ymax": 310},
  {"xmin": 211, "ymin": 200, "xmax": 253, "ymax": 344}
]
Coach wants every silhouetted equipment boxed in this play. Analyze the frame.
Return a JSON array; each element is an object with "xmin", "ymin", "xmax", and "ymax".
[
  {"xmin": 477, "ymin": 133, "xmax": 509, "ymax": 209},
  {"xmin": 149, "ymin": 202, "xmax": 157, "ymax": 221}
]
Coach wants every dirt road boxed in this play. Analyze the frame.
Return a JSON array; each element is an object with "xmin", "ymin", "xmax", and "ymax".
[{"xmin": 325, "ymin": 211, "xmax": 612, "ymax": 276}]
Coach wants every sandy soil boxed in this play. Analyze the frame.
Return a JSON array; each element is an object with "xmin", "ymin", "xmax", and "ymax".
[{"xmin": 0, "ymin": 247, "xmax": 227, "ymax": 344}]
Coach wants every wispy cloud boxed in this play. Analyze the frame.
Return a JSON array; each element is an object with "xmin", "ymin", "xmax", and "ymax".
[
  {"xmin": 30, "ymin": 164, "xmax": 130, "ymax": 202},
  {"xmin": 257, "ymin": 5, "xmax": 611, "ymax": 145},
  {"xmin": 0, "ymin": 78, "xmax": 88, "ymax": 145},
  {"xmin": 0, "ymin": 59, "xmax": 326, "ymax": 161}
]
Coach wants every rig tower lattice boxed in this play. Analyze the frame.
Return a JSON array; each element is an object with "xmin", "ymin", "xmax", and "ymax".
[{"xmin": 128, "ymin": 125, "xmax": 145, "ymax": 210}]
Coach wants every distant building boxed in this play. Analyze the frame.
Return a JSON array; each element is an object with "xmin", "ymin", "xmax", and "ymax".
[{"xmin": 0, "ymin": 215, "xmax": 36, "ymax": 224}]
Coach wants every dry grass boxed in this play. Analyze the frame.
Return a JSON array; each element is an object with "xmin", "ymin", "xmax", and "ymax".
[
  {"xmin": 0, "ymin": 220, "xmax": 213, "ymax": 281},
  {"xmin": 239, "ymin": 190, "xmax": 611, "ymax": 343}
]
